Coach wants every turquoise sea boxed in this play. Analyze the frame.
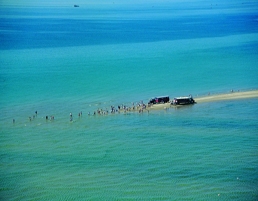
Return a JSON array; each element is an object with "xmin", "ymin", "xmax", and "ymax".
[{"xmin": 1, "ymin": 1, "xmax": 258, "ymax": 200}]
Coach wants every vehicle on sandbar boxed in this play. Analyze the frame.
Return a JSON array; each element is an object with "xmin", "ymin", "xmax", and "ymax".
[
  {"xmin": 172, "ymin": 95, "xmax": 196, "ymax": 105},
  {"xmin": 148, "ymin": 96, "xmax": 170, "ymax": 104}
]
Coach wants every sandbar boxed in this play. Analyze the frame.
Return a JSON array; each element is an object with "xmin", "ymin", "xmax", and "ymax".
[
  {"xmin": 195, "ymin": 90, "xmax": 258, "ymax": 103},
  {"xmin": 149, "ymin": 90, "xmax": 258, "ymax": 109}
]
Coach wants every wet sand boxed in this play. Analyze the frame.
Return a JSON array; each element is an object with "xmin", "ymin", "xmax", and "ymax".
[
  {"xmin": 150, "ymin": 90, "xmax": 258, "ymax": 109},
  {"xmin": 195, "ymin": 90, "xmax": 258, "ymax": 103}
]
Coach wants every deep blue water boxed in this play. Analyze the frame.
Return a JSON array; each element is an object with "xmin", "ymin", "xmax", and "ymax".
[{"xmin": 1, "ymin": 4, "xmax": 258, "ymax": 50}]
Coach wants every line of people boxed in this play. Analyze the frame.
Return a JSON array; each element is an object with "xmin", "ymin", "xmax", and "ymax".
[
  {"xmin": 88, "ymin": 102, "xmax": 149, "ymax": 116},
  {"xmin": 12, "ymin": 101, "xmax": 150, "ymax": 124}
]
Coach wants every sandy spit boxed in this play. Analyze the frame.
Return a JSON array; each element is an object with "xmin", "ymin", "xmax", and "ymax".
[{"xmin": 149, "ymin": 90, "xmax": 258, "ymax": 110}]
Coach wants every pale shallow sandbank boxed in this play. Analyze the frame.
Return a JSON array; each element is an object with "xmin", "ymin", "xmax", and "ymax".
[
  {"xmin": 150, "ymin": 90, "xmax": 258, "ymax": 109},
  {"xmin": 195, "ymin": 90, "xmax": 258, "ymax": 103}
]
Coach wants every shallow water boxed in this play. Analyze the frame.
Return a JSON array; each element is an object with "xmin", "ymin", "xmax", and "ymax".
[{"xmin": 1, "ymin": 99, "xmax": 258, "ymax": 200}]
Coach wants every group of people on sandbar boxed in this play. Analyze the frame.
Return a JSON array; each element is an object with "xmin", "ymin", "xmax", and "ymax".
[
  {"xmin": 12, "ymin": 101, "xmax": 151, "ymax": 124},
  {"xmin": 88, "ymin": 101, "xmax": 149, "ymax": 116}
]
